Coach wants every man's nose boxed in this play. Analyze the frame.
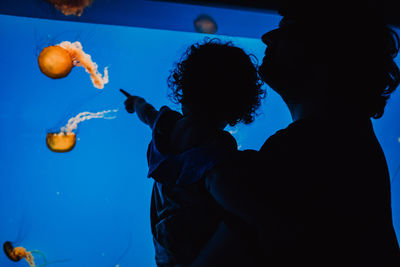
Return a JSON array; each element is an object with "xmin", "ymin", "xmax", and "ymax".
[
  {"xmin": 261, "ymin": 29, "xmax": 279, "ymax": 47},
  {"xmin": 264, "ymin": 38, "xmax": 273, "ymax": 47}
]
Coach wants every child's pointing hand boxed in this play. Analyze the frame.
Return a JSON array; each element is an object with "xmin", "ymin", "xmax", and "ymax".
[{"xmin": 120, "ymin": 89, "xmax": 144, "ymax": 114}]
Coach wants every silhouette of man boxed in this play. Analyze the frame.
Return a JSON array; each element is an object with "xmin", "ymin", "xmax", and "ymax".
[{"xmin": 193, "ymin": 1, "xmax": 400, "ymax": 266}]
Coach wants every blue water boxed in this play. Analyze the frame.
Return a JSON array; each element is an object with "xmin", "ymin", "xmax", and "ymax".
[{"xmin": 0, "ymin": 14, "xmax": 399, "ymax": 267}]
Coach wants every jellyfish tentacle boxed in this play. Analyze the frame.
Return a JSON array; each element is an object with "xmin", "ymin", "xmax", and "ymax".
[
  {"xmin": 13, "ymin": 211, "xmax": 32, "ymax": 246},
  {"xmin": 24, "ymin": 251, "xmax": 37, "ymax": 267},
  {"xmin": 108, "ymin": 233, "xmax": 133, "ymax": 267},
  {"xmin": 31, "ymin": 250, "xmax": 48, "ymax": 267},
  {"xmin": 57, "ymin": 41, "xmax": 109, "ymax": 89}
]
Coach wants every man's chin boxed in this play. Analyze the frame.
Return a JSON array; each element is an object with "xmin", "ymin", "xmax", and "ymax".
[{"xmin": 259, "ymin": 60, "xmax": 279, "ymax": 89}]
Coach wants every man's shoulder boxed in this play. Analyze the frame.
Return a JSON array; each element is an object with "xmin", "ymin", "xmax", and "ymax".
[
  {"xmin": 259, "ymin": 123, "xmax": 296, "ymax": 154},
  {"xmin": 259, "ymin": 118, "xmax": 331, "ymax": 154}
]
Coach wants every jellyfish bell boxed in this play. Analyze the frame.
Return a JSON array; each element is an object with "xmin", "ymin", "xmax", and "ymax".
[
  {"xmin": 38, "ymin": 45, "xmax": 74, "ymax": 79},
  {"xmin": 194, "ymin": 14, "xmax": 218, "ymax": 34},
  {"xmin": 46, "ymin": 132, "xmax": 76, "ymax": 153},
  {"xmin": 4, "ymin": 241, "xmax": 21, "ymax": 262},
  {"xmin": 11, "ymin": 247, "xmax": 28, "ymax": 261}
]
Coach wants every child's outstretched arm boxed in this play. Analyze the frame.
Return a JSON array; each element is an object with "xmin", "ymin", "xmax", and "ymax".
[{"xmin": 121, "ymin": 89, "xmax": 158, "ymax": 129}]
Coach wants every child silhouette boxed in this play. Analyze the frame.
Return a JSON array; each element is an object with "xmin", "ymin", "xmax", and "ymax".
[{"xmin": 122, "ymin": 38, "xmax": 264, "ymax": 267}]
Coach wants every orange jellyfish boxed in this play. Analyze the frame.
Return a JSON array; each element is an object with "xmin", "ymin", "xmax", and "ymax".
[
  {"xmin": 37, "ymin": 41, "xmax": 109, "ymax": 89},
  {"xmin": 4, "ymin": 241, "xmax": 69, "ymax": 267},
  {"xmin": 46, "ymin": 132, "xmax": 76, "ymax": 153},
  {"xmin": 46, "ymin": 0, "xmax": 94, "ymax": 17},
  {"xmin": 194, "ymin": 14, "xmax": 218, "ymax": 34},
  {"xmin": 46, "ymin": 109, "xmax": 117, "ymax": 153},
  {"xmin": 37, "ymin": 45, "xmax": 73, "ymax": 79},
  {"xmin": 3, "ymin": 241, "xmax": 36, "ymax": 267}
]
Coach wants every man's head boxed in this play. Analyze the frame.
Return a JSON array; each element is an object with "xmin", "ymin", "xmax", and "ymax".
[{"xmin": 259, "ymin": 0, "xmax": 400, "ymax": 118}]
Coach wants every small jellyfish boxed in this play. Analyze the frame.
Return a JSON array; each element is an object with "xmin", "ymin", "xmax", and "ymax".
[
  {"xmin": 38, "ymin": 41, "xmax": 108, "ymax": 89},
  {"xmin": 46, "ymin": 0, "xmax": 94, "ymax": 17},
  {"xmin": 47, "ymin": 109, "xmax": 117, "ymax": 153},
  {"xmin": 46, "ymin": 132, "xmax": 76, "ymax": 153},
  {"xmin": 3, "ymin": 241, "xmax": 36, "ymax": 267},
  {"xmin": 194, "ymin": 14, "xmax": 218, "ymax": 34},
  {"xmin": 4, "ymin": 241, "xmax": 69, "ymax": 267}
]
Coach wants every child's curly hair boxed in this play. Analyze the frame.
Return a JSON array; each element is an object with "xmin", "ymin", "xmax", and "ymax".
[{"xmin": 168, "ymin": 38, "xmax": 265, "ymax": 126}]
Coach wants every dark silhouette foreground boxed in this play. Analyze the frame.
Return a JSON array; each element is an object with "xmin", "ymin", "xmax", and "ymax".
[{"xmin": 192, "ymin": 1, "xmax": 400, "ymax": 266}]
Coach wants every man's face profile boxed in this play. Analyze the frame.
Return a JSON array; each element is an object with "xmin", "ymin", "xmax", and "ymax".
[{"xmin": 259, "ymin": 24, "xmax": 310, "ymax": 98}]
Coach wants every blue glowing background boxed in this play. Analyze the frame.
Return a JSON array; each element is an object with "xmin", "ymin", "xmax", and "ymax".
[{"xmin": 0, "ymin": 11, "xmax": 399, "ymax": 267}]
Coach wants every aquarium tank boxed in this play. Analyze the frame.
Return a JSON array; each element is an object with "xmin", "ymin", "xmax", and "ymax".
[{"xmin": 0, "ymin": 0, "xmax": 399, "ymax": 266}]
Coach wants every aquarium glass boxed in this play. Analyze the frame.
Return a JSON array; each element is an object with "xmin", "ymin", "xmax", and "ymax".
[{"xmin": 0, "ymin": 14, "xmax": 399, "ymax": 267}]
